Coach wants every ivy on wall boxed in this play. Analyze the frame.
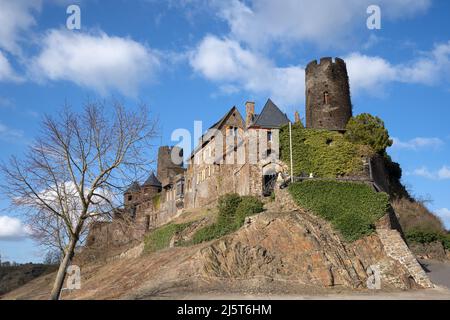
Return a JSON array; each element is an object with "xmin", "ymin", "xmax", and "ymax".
[{"xmin": 279, "ymin": 124, "xmax": 373, "ymax": 178}]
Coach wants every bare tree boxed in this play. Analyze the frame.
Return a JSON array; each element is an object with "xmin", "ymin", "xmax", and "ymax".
[{"xmin": 0, "ymin": 101, "xmax": 158, "ymax": 300}]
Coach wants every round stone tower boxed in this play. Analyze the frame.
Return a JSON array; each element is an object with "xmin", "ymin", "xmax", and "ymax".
[{"xmin": 305, "ymin": 57, "xmax": 352, "ymax": 130}]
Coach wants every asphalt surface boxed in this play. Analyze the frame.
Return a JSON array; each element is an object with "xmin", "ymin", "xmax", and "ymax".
[{"xmin": 420, "ymin": 259, "xmax": 450, "ymax": 289}]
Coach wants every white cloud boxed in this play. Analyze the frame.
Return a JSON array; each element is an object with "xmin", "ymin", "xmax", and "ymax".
[
  {"xmin": 0, "ymin": 51, "xmax": 22, "ymax": 82},
  {"xmin": 435, "ymin": 208, "xmax": 450, "ymax": 229},
  {"xmin": 216, "ymin": 0, "xmax": 431, "ymax": 49},
  {"xmin": 409, "ymin": 165, "xmax": 450, "ymax": 180},
  {"xmin": 0, "ymin": 216, "xmax": 31, "ymax": 241},
  {"xmin": 186, "ymin": 0, "xmax": 448, "ymax": 102},
  {"xmin": 438, "ymin": 166, "xmax": 450, "ymax": 179},
  {"xmin": 391, "ymin": 137, "xmax": 444, "ymax": 150},
  {"xmin": 190, "ymin": 35, "xmax": 304, "ymax": 107},
  {"xmin": 345, "ymin": 53, "xmax": 397, "ymax": 95},
  {"xmin": 190, "ymin": 35, "xmax": 450, "ymax": 106},
  {"xmin": 345, "ymin": 42, "xmax": 450, "ymax": 95},
  {"xmin": 0, "ymin": 0, "xmax": 41, "ymax": 54},
  {"xmin": 410, "ymin": 166, "xmax": 435, "ymax": 179},
  {"xmin": 29, "ymin": 29, "xmax": 161, "ymax": 96},
  {"xmin": 0, "ymin": 122, "xmax": 24, "ymax": 141}
]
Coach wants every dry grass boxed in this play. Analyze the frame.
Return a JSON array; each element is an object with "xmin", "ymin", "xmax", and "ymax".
[{"xmin": 392, "ymin": 198, "xmax": 446, "ymax": 233}]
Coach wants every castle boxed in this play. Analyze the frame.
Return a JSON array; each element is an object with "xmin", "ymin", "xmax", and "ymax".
[{"xmin": 86, "ymin": 57, "xmax": 356, "ymax": 247}]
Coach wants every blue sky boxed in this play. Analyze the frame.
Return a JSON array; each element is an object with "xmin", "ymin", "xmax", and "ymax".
[{"xmin": 0, "ymin": 0, "xmax": 449, "ymax": 263}]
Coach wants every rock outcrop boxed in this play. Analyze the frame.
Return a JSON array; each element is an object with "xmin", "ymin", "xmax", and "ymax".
[
  {"xmin": 197, "ymin": 211, "xmax": 420, "ymax": 290},
  {"xmin": 3, "ymin": 210, "xmax": 433, "ymax": 300}
]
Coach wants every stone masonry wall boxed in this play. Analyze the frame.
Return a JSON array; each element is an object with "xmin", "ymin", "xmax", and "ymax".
[
  {"xmin": 376, "ymin": 228, "xmax": 434, "ymax": 288},
  {"xmin": 305, "ymin": 57, "xmax": 352, "ymax": 130}
]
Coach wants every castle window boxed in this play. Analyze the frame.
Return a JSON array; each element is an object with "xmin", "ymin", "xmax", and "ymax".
[
  {"xmin": 267, "ymin": 131, "xmax": 272, "ymax": 142},
  {"xmin": 145, "ymin": 215, "xmax": 150, "ymax": 231},
  {"xmin": 324, "ymin": 92, "xmax": 329, "ymax": 104},
  {"xmin": 229, "ymin": 126, "xmax": 238, "ymax": 137},
  {"xmin": 128, "ymin": 195, "xmax": 132, "ymax": 201},
  {"xmin": 266, "ymin": 149, "xmax": 272, "ymax": 158}
]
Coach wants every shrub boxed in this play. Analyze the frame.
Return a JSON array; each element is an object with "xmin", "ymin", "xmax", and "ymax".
[
  {"xmin": 192, "ymin": 194, "xmax": 264, "ymax": 244},
  {"xmin": 288, "ymin": 180, "xmax": 389, "ymax": 241},
  {"xmin": 217, "ymin": 193, "xmax": 242, "ymax": 225},
  {"xmin": 405, "ymin": 229, "xmax": 441, "ymax": 244},
  {"xmin": 144, "ymin": 222, "xmax": 191, "ymax": 253},
  {"xmin": 279, "ymin": 124, "xmax": 372, "ymax": 178},
  {"xmin": 405, "ymin": 229, "xmax": 450, "ymax": 250},
  {"xmin": 345, "ymin": 113, "xmax": 393, "ymax": 154},
  {"xmin": 442, "ymin": 234, "xmax": 450, "ymax": 250},
  {"xmin": 234, "ymin": 196, "xmax": 264, "ymax": 228},
  {"xmin": 191, "ymin": 223, "xmax": 230, "ymax": 244}
]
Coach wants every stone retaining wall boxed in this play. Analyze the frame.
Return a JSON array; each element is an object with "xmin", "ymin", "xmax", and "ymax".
[{"xmin": 376, "ymin": 228, "xmax": 434, "ymax": 288}]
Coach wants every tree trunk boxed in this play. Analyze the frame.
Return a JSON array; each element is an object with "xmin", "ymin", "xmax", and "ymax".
[{"xmin": 49, "ymin": 237, "xmax": 77, "ymax": 300}]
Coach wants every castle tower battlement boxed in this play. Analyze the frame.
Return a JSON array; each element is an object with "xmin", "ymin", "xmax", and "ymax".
[{"xmin": 305, "ymin": 57, "xmax": 352, "ymax": 130}]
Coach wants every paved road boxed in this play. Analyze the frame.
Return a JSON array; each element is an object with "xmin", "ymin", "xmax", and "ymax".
[
  {"xmin": 155, "ymin": 288, "xmax": 450, "ymax": 300},
  {"xmin": 420, "ymin": 259, "xmax": 450, "ymax": 289}
]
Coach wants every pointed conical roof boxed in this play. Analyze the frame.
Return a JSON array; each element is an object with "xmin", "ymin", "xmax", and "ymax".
[
  {"xmin": 251, "ymin": 99, "xmax": 290, "ymax": 129},
  {"xmin": 142, "ymin": 172, "xmax": 161, "ymax": 188},
  {"xmin": 125, "ymin": 181, "xmax": 141, "ymax": 193}
]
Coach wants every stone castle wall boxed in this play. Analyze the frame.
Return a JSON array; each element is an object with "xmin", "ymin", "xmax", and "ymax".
[{"xmin": 305, "ymin": 57, "xmax": 352, "ymax": 130}]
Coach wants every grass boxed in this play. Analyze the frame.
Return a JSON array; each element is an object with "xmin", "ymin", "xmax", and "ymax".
[
  {"xmin": 144, "ymin": 222, "xmax": 191, "ymax": 253},
  {"xmin": 288, "ymin": 180, "xmax": 389, "ymax": 241},
  {"xmin": 191, "ymin": 194, "xmax": 264, "ymax": 244}
]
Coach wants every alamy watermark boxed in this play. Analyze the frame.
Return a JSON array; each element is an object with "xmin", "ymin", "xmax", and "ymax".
[
  {"xmin": 367, "ymin": 5, "xmax": 381, "ymax": 30},
  {"xmin": 170, "ymin": 121, "xmax": 280, "ymax": 166},
  {"xmin": 64, "ymin": 265, "xmax": 81, "ymax": 290},
  {"xmin": 66, "ymin": 5, "xmax": 81, "ymax": 30}
]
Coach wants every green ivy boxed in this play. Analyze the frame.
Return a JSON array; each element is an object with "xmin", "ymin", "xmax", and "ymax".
[
  {"xmin": 280, "ymin": 124, "xmax": 373, "ymax": 178},
  {"xmin": 288, "ymin": 180, "xmax": 389, "ymax": 241},
  {"xmin": 144, "ymin": 222, "xmax": 191, "ymax": 253},
  {"xmin": 192, "ymin": 194, "xmax": 264, "ymax": 244},
  {"xmin": 152, "ymin": 193, "xmax": 161, "ymax": 210}
]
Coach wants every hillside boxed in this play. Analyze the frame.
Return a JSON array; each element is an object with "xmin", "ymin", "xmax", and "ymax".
[
  {"xmin": 3, "ymin": 118, "xmax": 449, "ymax": 299},
  {"xmin": 393, "ymin": 198, "xmax": 450, "ymax": 260},
  {"xmin": 280, "ymin": 122, "xmax": 449, "ymax": 260},
  {"xmin": 2, "ymin": 206, "xmax": 433, "ymax": 300},
  {"xmin": 0, "ymin": 264, "xmax": 57, "ymax": 296}
]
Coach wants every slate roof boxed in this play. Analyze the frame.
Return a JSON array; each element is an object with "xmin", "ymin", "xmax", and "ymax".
[
  {"xmin": 125, "ymin": 181, "xmax": 141, "ymax": 193},
  {"xmin": 142, "ymin": 172, "xmax": 162, "ymax": 188},
  {"xmin": 249, "ymin": 99, "xmax": 290, "ymax": 129}
]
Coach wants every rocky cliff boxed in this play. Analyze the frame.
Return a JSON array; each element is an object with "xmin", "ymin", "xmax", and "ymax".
[{"xmin": 2, "ymin": 209, "xmax": 431, "ymax": 300}]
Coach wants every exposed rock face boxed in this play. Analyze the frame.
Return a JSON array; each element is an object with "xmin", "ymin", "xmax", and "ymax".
[
  {"xmin": 197, "ymin": 211, "xmax": 419, "ymax": 290},
  {"xmin": 4, "ymin": 211, "xmax": 433, "ymax": 300},
  {"xmin": 410, "ymin": 242, "xmax": 449, "ymax": 261}
]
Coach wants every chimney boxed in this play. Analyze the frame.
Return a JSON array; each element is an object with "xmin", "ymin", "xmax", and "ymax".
[
  {"xmin": 294, "ymin": 111, "xmax": 301, "ymax": 124},
  {"xmin": 245, "ymin": 101, "xmax": 255, "ymax": 127}
]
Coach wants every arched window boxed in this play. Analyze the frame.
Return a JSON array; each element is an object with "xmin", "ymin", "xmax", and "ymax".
[{"xmin": 324, "ymin": 91, "xmax": 329, "ymax": 104}]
